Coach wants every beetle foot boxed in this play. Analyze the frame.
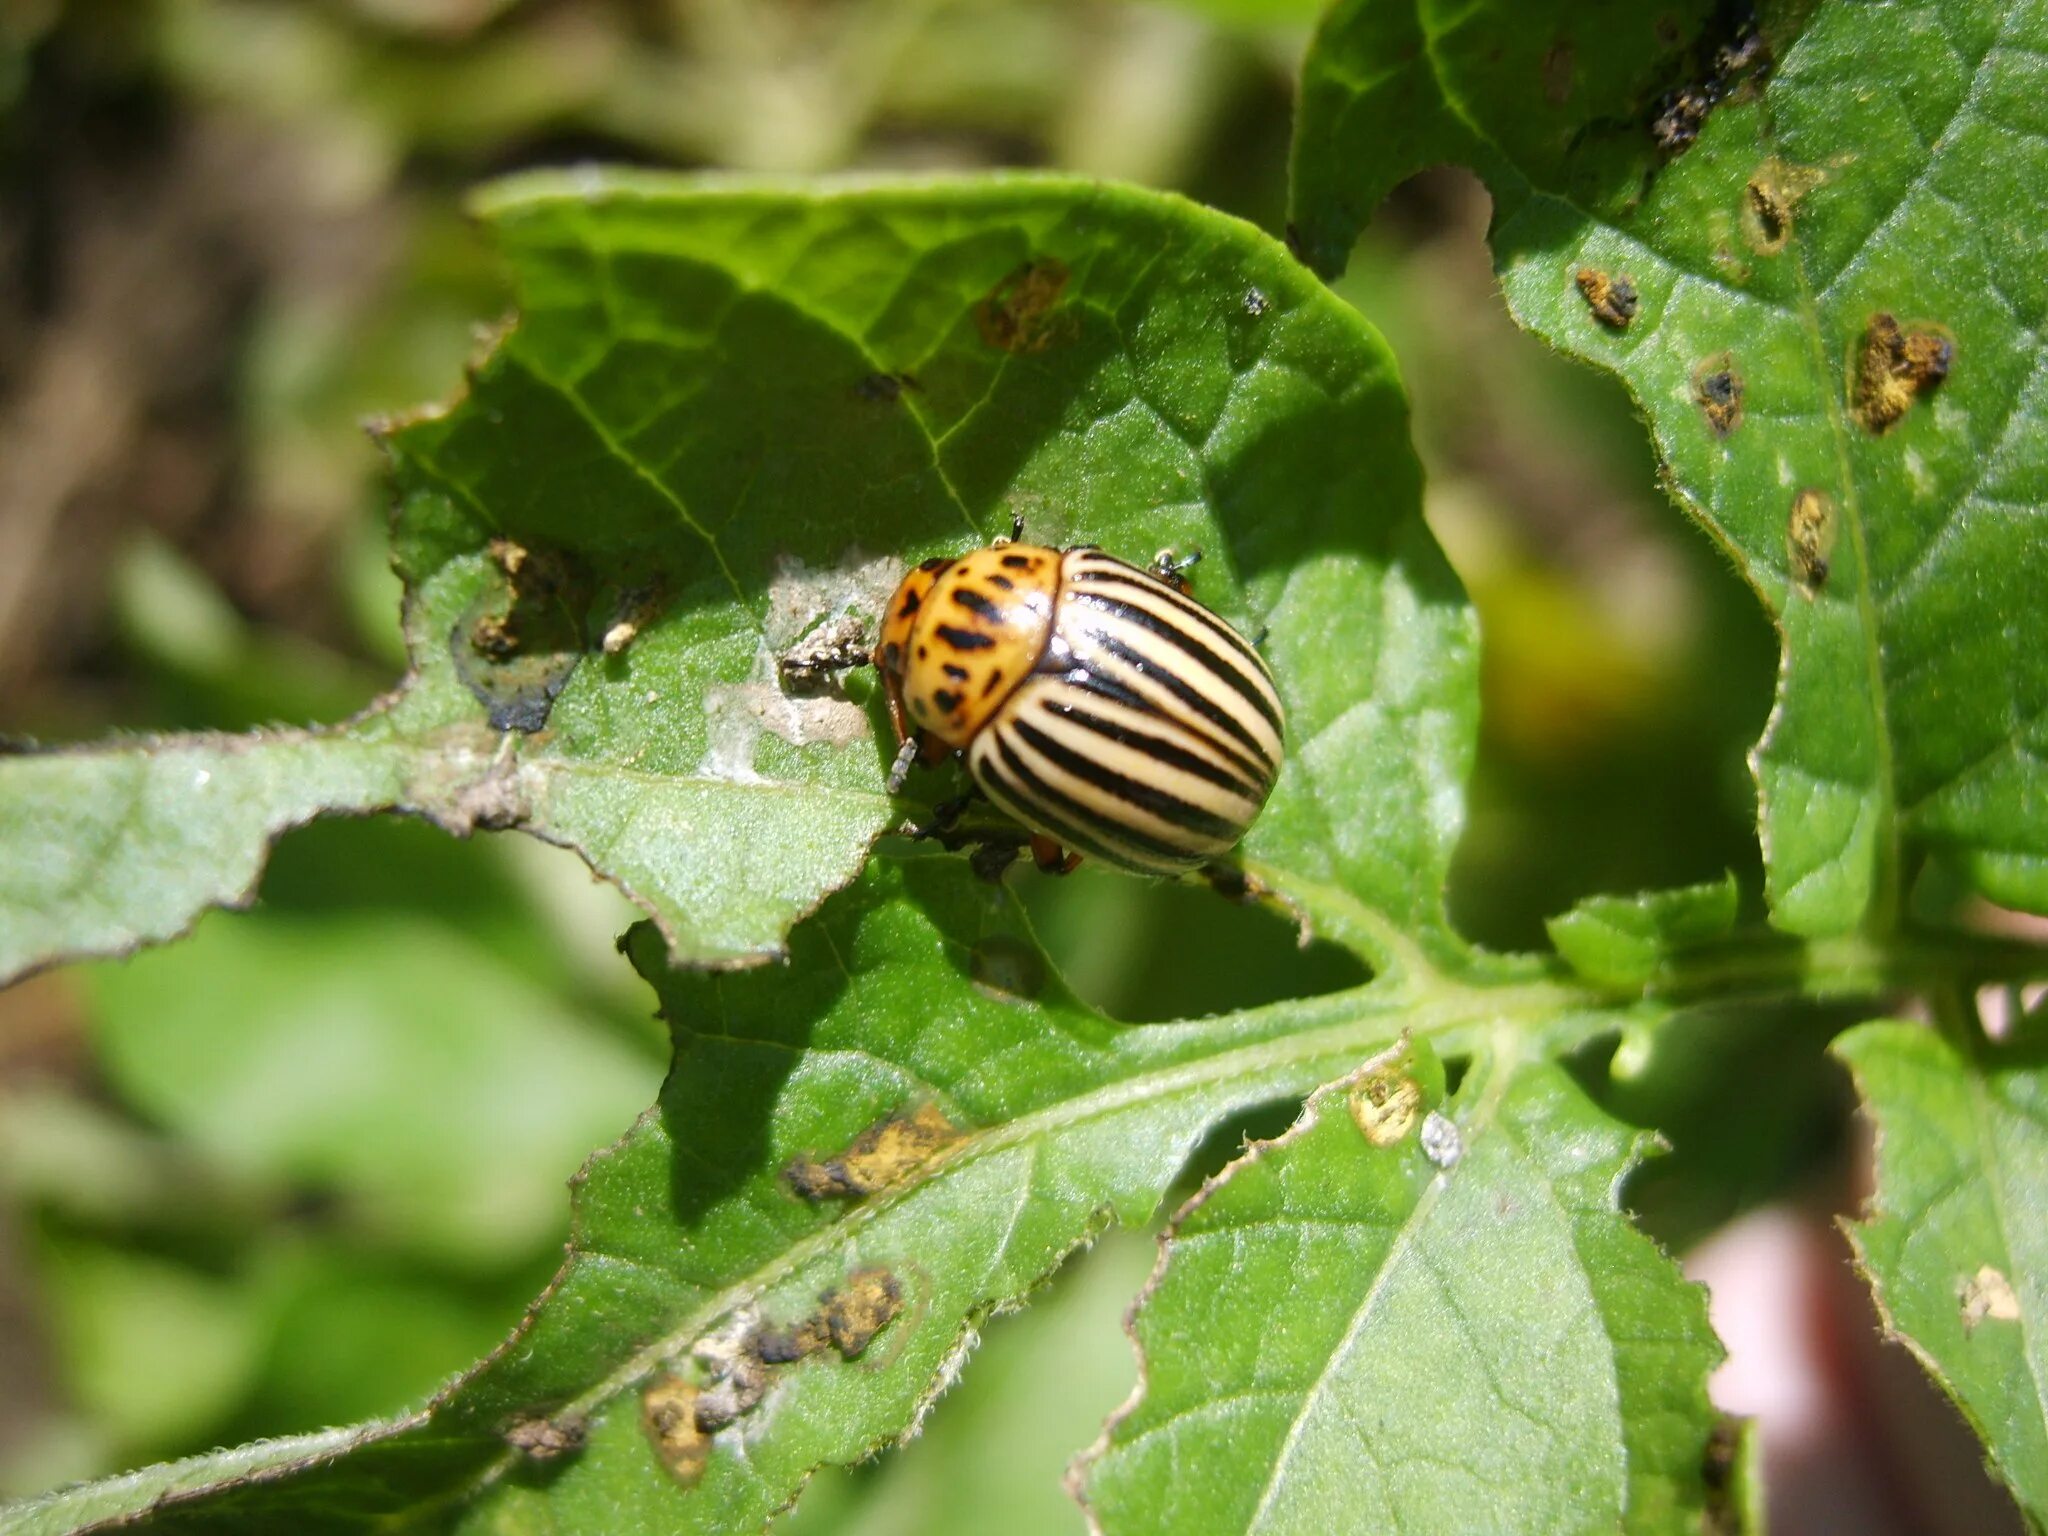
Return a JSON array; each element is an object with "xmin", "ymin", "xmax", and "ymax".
[
  {"xmin": 1030, "ymin": 836, "xmax": 1082, "ymax": 876},
  {"xmin": 1149, "ymin": 547, "xmax": 1203, "ymax": 593}
]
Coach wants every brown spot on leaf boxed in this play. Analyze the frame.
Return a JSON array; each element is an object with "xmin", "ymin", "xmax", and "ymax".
[
  {"xmin": 455, "ymin": 538, "xmax": 593, "ymax": 732},
  {"xmin": 1787, "ymin": 489, "xmax": 1837, "ymax": 594},
  {"xmin": 821, "ymin": 1267, "xmax": 904, "ymax": 1358},
  {"xmin": 1348, "ymin": 1065, "xmax": 1423, "ymax": 1147},
  {"xmin": 1693, "ymin": 354, "xmax": 1744, "ymax": 436},
  {"xmin": 1742, "ymin": 160, "xmax": 1824, "ymax": 254},
  {"xmin": 1576, "ymin": 267, "xmax": 1639, "ymax": 330},
  {"xmin": 1961, "ymin": 1264, "xmax": 2020, "ymax": 1332},
  {"xmin": 503, "ymin": 1413, "xmax": 585, "ymax": 1461},
  {"xmin": 1854, "ymin": 312, "xmax": 1954, "ymax": 433},
  {"xmin": 641, "ymin": 1375, "xmax": 710, "ymax": 1486},
  {"xmin": 786, "ymin": 1102, "xmax": 962, "ymax": 1200},
  {"xmin": 976, "ymin": 257, "xmax": 1073, "ymax": 353}
]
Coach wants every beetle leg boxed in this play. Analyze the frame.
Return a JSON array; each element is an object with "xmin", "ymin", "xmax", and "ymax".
[
  {"xmin": 1030, "ymin": 836, "xmax": 1082, "ymax": 876},
  {"xmin": 885, "ymin": 737, "xmax": 921, "ymax": 795},
  {"xmin": 1149, "ymin": 546, "xmax": 1203, "ymax": 594}
]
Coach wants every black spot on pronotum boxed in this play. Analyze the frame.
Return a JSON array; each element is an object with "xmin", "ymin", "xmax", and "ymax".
[
  {"xmin": 934, "ymin": 624, "xmax": 997, "ymax": 651},
  {"xmin": 990, "ymin": 574, "xmax": 1015, "ymax": 591},
  {"xmin": 1001, "ymin": 553, "xmax": 1035, "ymax": 570},
  {"xmin": 1576, "ymin": 267, "xmax": 1638, "ymax": 330},
  {"xmin": 942, "ymin": 663, "xmax": 969, "ymax": 681},
  {"xmin": 952, "ymin": 588, "xmax": 1002, "ymax": 620},
  {"xmin": 933, "ymin": 688, "xmax": 963, "ymax": 715}
]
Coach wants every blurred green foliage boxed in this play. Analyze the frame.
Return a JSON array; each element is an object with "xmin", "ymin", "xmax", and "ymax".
[{"xmin": 0, "ymin": 0, "xmax": 1806, "ymax": 1521}]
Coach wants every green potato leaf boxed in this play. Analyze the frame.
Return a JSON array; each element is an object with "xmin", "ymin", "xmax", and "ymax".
[
  {"xmin": 1290, "ymin": 0, "xmax": 2048, "ymax": 935},
  {"xmin": 0, "ymin": 170, "xmax": 1466, "ymax": 982},
  {"xmin": 1837, "ymin": 1019, "xmax": 2048, "ymax": 1528},
  {"xmin": 1077, "ymin": 1040, "xmax": 1728, "ymax": 1535},
  {"xmin": 4, "ymin": 855, "xmax": 1529, "ymax": 1535},
  {"xmin": 1547, "ymin": 873, "xmax": 1740, "ymax": 990}
]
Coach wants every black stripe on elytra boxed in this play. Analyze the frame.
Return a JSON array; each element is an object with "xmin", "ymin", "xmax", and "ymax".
[
  {"xmin": 974, "ymin": 747, "xmax": 1140, "ymax": 866},
  {"xmin": 1012, "ymin": 718, "xmax": 1240, "ymax": 840},
  {"xmin": 952, "ymin": 588, "xmax": 1002, "ymax": 620},
  {"xmin": 1084, "ymin": 629, "xmax": 1280, "ymax": 776},
  {"xmin": 1040, "ymin": 699, "xmax": 1262, "ymax": 802},
  {"xmin": 1069, "ymin": 590, "xmax": 1284, "ymax": 739},
  {"xmin": 1069, "ymin": 564, "xmax": 1270, "ymax": 677},
  {"xmin": 1059, "ymin": 667, "xmax": 1271, "ymax": 785},
  {"xmin": 934, "ymin": 624, "xmax": 996, "ymax": 651},
  {"xmin": 985, "ymin": 734, "xmax": 1193, "ymax": 866}
]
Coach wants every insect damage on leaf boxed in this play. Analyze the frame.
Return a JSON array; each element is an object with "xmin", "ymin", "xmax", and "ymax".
[
  {"xmin": 1576, "ymin": 268, "xmax": 1639, "ymax": 330},
  {"xmin": 456, "ymin": 537, "xmax": 596, "ymax": 732},
  {"xmin": 1648, "ymin": 5, "xmax": 1771, "ymax": 157},
  {"xmin": 642, "ymin": 1374, "xmax": 711, "ymax": 1486},
  {"xmin": 976, "ymin": 257, "xmax": 1074, "ymax": 353},
  {"xmin": 1742, "ymin": 160, "xmax": 1824, "ymax": 256},
  {"xmin": 1960, "ymin": 1264, "xmax": 2020, "ymax": 1332},
  {"xmin": 777, "ymin": 615, "xmax": 872, "ymax": 691},
  {"xmin": 1786, "ymin": 489, "xmax": 1837, "ymax": 594},
  {"xmin": 638, "ymin": 1267, "xmax": 908, "ymax": 1487},
  {"xmin": 599, "ymin": 583, "xmax": 664, "ymax": 658},
  {"xmin": 1694, "ymin": 354, "xmax": 1745, "ymax": 436},
  {"xmin": 503, "ymin": 1411, "xmax": 586, "ymax": 1462},
  {"xmin": 1853, "ymin": 312, "xmax": 1954, "ymax": 434},
  {"xmin": 1347, "ymin": 1060, "xmax": 1424, "ymax": 1147},
  {"xmin": 750, "ymin": 1268, "xmax": 907, "ymax": 1365},
  {"xmin": 785, "ymin": 1102, "xmax": 963, "ymax": 1200}
]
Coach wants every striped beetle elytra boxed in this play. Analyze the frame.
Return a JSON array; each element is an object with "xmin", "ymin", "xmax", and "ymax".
[{"xmin": 874, "ymin": 536, "xmax": 1283, "ymax": 876}]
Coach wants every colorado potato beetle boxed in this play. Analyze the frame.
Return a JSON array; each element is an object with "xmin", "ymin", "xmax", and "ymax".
[{"xmin": 874, "ymin": 538, "xmax": 1284, "ymax": 876}]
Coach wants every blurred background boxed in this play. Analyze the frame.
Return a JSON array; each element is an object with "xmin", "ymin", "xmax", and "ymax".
[{"xmin": 0, "ymin": 1, "xmax": 2019, "ymax": 1531}]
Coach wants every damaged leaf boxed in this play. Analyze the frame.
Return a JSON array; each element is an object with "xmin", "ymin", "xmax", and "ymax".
[
  {"xmin": 1836, "ymin": 1020, "xmax": 2048, "ymax": 1527},
  {"xmin": 4, "ymin": 855, "xmax": 1481, "ymax": 1534},
  {"xmin": 1292, "ymin": 0, "xmax": 2048, "ymax": 933},
  {"xmin": 1079, "ymin": 1042, "xmax": 1726, "ymax": 1535},
  {"xmin": 2, "ymin": 168, "xmax": 1464, "ymax": 981}
]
